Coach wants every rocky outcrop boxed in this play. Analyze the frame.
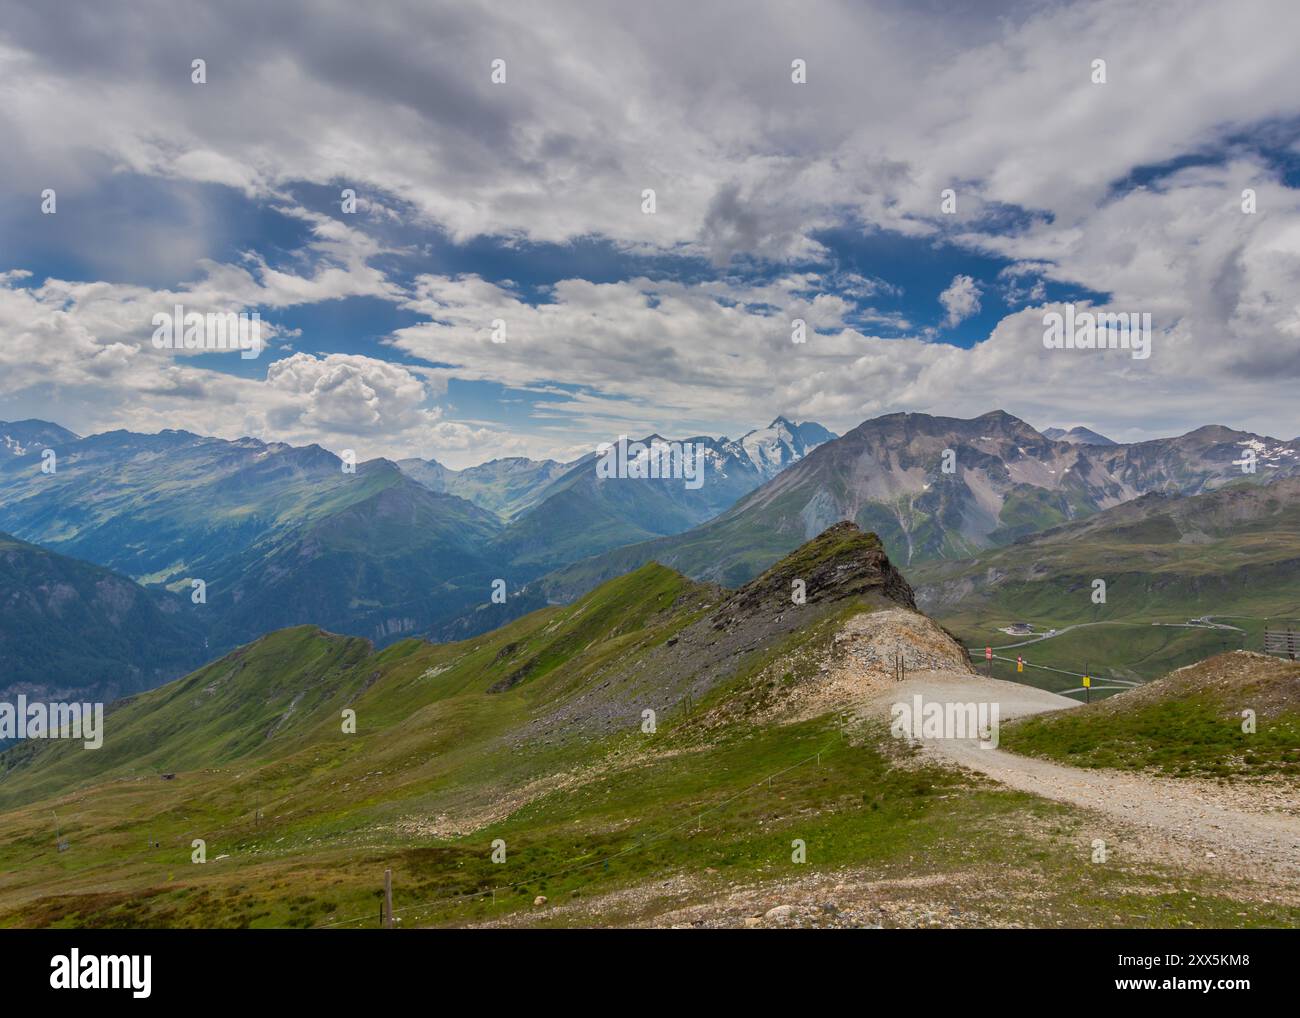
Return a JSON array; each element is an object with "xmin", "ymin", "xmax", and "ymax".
[
  {"xmin": 713, "ymin": 521, "xmax": 916, "ymax": 624},
  {"xmin": 521, "ymin": 522, "xmax": 943, "ymax": 741}
]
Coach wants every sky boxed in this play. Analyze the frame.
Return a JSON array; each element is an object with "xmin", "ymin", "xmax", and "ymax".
[{"xmin": 1, "ymin": 0, "xmax": 1298, "ymax": 468}]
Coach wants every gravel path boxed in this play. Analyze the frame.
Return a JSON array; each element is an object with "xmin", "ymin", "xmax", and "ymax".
[{"xmin": 877, "ymin": 671, "xmax": 1300, "ymax": 878}]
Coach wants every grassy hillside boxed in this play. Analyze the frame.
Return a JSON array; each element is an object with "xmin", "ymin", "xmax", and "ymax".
[{"xmin": 1002, "ymin": 652, "xmax": 1300, "ymax": 778}]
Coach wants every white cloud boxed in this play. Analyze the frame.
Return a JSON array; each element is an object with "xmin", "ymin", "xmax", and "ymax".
[
  {"xmin": 3, "ymin": 0, "xmax": 1296, "ymax": 258},
  {"xmin": 264, "ymin": 353, "xmax": 430, "ymax": 434},
  {"xmin": 938, "ymin": 274, "xmax": 982, "ymax": 327}
]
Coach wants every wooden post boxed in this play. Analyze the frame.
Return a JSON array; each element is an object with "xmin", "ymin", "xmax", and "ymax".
[{"xmin": 384, "ymin": 868, "xmax": 393, "ymax": 928}]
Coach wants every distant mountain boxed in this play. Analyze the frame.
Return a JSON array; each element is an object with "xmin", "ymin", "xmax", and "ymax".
[
  {"xmin": 0, "ymin": 531, "xmax": 206, "ymax": 707},
  {"xmin": 201, "ymin": 460, "xmax": 504, "ymax": 646},
  {"xmin": 0, "ymin": 419, "xmax": 79, "ymax": 459},
  {"xmin": 534, "ymin": 411, "xmax": 1300, "ymax": 599},
  {"xmin": 399, "ymin": 418, "xmax": 834, "ymax": 525},
  {"xmin": 398, "ymin": 455, "xmax": 569, "ymax": 520},
  {"xmin": 394, "ymin": 456, "xmax": 456, "ymax": 494},
  {"xmin": 1043, "ymin": 426, "xmax": 1116, "ymax": 446},
  {"xmin": 484, "ymin": 434, "xmax": 754, "ymax": 573},
  {"xmin": 479, "ymin": 419, "xmax": 835, "ymax": 574}
]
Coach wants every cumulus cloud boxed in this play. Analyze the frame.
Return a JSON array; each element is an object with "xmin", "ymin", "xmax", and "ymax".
[
  {"xmin": 264, "ymin": 353, "xmax": 430, "ymax": 434},
  {"xmin": 938, "ymin": 275, "xmax": 982, "ymax": 327}
]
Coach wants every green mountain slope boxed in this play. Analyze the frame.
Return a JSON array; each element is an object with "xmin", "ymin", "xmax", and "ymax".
[
  {"xmin": 0, "ymin": 523, "xmax": 907, "ymax": 807},
  {"xmin": 1002, "ymin": 652, "xmax": 1300, "ymax": 778}
]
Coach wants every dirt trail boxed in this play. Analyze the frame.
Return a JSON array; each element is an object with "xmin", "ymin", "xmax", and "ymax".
[{"xmin": 872, "ymin": 671, "xmax": 1300, "ymax": 878}]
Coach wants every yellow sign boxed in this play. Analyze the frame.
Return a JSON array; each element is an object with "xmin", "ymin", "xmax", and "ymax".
[{"xmin": 1082, "ymin": 675, "xmax": 1091, "ymax": 688}]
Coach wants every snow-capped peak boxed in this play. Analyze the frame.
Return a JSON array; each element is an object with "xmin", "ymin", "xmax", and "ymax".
[{"xmin": 735, "ymin": 418, "xmax": 835, "ymax": 478}]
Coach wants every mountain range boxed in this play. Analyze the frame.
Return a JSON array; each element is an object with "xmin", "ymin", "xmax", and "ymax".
[
  {"xmin": 4, "ymin": 408, "xmax": 1298, "ymax": 708},
  {"xmin": 396, "ymin": 416, "xmax": 835, "ymax": 524},
  {"xmin": 0, "ymin": 416, "xmax": 834, "ymax": 696},
  {"xmin": 0, "ymin": 429, "xmax": 504, "ymax": 650},
  {"xmin": 536, "ymin": 410, "xmax": 1300, "ymax": 601}
]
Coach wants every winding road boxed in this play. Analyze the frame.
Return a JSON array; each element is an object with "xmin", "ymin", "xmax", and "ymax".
[{"xmin": 870, "ymin": 671, "xmax": 1300, "ymax": 879}]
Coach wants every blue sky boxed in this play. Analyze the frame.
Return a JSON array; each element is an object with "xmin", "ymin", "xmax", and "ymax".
[{"xmin": 2, "ymin": 0, "xmax": 1299, "ymax": 466}]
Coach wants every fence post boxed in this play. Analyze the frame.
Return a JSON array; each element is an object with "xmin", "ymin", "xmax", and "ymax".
[{"xmin": 384, "ymin": 869, "xmax": 393, "ymax": 929}]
